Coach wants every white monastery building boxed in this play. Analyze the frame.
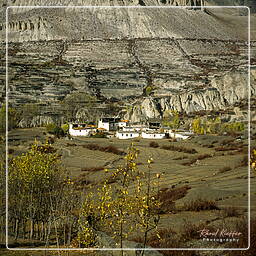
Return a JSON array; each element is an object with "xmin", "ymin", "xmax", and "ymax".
[
  {"xmin": 69, "ymin": 123, "xmax": 96, "ymax": 137},
  {"xmin": 116, "ymin": 131, "xmax": 140, "ymax": 139},
  {"xmin": 141, "ymin": 131, "xmax": 166, "ymax": 139}
]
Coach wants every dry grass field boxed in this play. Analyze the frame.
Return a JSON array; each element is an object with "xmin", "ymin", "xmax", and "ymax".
[
  {"xmin": 2, "ymin": 127, "xmax": 256, "ymax": 255},
  {"xmin": 6, "ymin": 128, "xmax": 256, "ymax": 219}
]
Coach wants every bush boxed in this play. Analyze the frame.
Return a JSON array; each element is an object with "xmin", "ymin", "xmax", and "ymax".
[
  {"xmin": 61, "ymin": 123, "xmax": 69, "ymax": 134},
  {"xmin": 149, "ymin": 141, "xmax": 159, "ymax": 148},
  {"xmin": 75, "ymin": 174, "xmax": 92, "ymax": 188},
  {"xmin": 0, "ymin": 104, "xmax": 19, "ymax": 132},
  {"xmin": 182, "ymin": 154, "xmax": 212, "ymax": 166},
  {"xmin": 183, "ymin": 199, "xmax": 219, "ymax": 211},
  {"xmin": 221, "ymin": 206, "xmax": 240, "ymax": 218},
  {"xmin": 227, "ymin": 217, "xmax": 256, "ymax": 254},
  {"xmin": 90, "ymin": 132, "xmax": 107, "ymax": 138},
  {"xmin": 83, "ymin": 143, "xmax": 125, "ymax": 155},
  {"xmin": 158, "ymin": 186, "xmax": 191, "ymax": 214},
  {"xmin": 46, "ymin": 123, "xmax": 65, "ymax": 137},
  {"xmin": 81, "ymin": 166, "xmax": 104, "ymax": 172},
  {"xmin": 181, "ymin": 220, "xmax": 205, "ymax": 241},
  {"xmin": 46, "ymin": 123, "xmax": 57, "ymax": 133},
  {"xmin": 218, "ymin": 166, "xmax": 232, "ymax": 173},
  {"xmin": 161, "ymin": 145, "xmax": 197, "ymax": 154},
  {"xmin": 53, "ymin": 126, "xmax": 65, "ymax": 137},
  {"xmin": 132, "ymin": 227, "xmax": 197, "ymax": 255}
]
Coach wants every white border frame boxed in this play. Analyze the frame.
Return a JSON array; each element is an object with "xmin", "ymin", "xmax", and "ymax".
[{"xmin": 5, "ymin": 5, "xmax": 251, "ymax": 251}]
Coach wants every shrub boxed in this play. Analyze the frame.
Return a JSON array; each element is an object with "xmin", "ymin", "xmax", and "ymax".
[
  {"xmin": 81, "ymin": 166, "xmax": 104, "ymax": 172},
  {"xmin": 251, "ymin": 148, "xmax": 256, "ymax": 171},
  {"xmin": 157, "ymin": 186, "xmax": 191, "ymax": 214},
  {"xmin": 161, "ymin": 145, "xmax": 197, "ymax": 154},
  {"xmin": 61, "ymin": 123, "xmax": 69, "ymax": 134},
  {"xmin": 83, "ymin": 143, "xmax": 125, "ymax": 155},
  {"xmin": 0, "ymin": 104, "xmax": 19, "ymax": 132},
  {"xmin": 132, "ymin": 227, "xmax": 197, "ymax": 255},
  {"xmin": 227, "ymin": 217, "xmax": 256, "ymax": 254},
  {"xmin": 182, "ymin": 154, "xmax": 211, "ymax": 166},
  {"xmin": 214, "ymin": 146, "xmax": 238, "ymax": 151},
  {"xmin": 74, "ymin": 175, "xmax": 92, "ymax": 187},
  {"xmin": 53, "ymin": 126, "xmax": 65, "ymax": 137},
  {"xmin": 181, "ymin": 220, "xmax": 205, "ymax": 241},
  {"xmin": 183, "ymin": 199, "xmax": 219, "ymax": 211},
  {"xmin": 46, "ymin": 123, "xmax": 65, "ymax": 137},
  {"xmin": 90, "ymin": 132, "xmax": 107, "ymax": 138},
  {"xmin": 66, "ymin": 143, "xmax": 77, "ymax": 147},
  {"xmin": 46, "ymin": 123, "xmax": 57, "ymax": 133},
  {"xmin": 218, "ymin": 166, "xmax": 232, "ymax": 173},
  {"xmin": 149, "ymin": 141, "xmax": 159, "ymax": 148},
  {"xmin": 221, "ymin": 206, "xmax": 240, "ymax": 218}
]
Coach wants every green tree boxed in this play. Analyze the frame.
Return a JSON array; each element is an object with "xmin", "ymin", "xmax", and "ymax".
[
  {"xmin": 61, "ymin": 92, "xmax": 97, "ymax": 121},
  {"xmin": 162, "ymin": 110, "xmax": 181, "ymax": 130}
]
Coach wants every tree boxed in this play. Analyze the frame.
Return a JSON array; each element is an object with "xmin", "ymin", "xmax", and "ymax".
[
  {"xmin": 61, "ymin": 92, "xmax": 97, "ymax": 122},
  {"xmin": 0, "ymin": 104, "xmax": 18, "ymax": 132},
  {"xmin": 162, "ymin": 110, "xmax": 181, "ymax": 130},
  {"xmin": 78, "ymin": 145, "xmax": 161, "ymax": 254},
  {"xmin": 251, "ymin": 148, "xmax": 256, "ymax": 173},
  {"xmin": 8, "ymin": 141, "xmax": 66, "ymax": 241}
]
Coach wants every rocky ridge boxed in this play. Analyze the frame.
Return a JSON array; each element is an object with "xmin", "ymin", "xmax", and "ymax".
[{"xmin": 0, "ymin": 1, "xmax": 254, "ymax": 126}]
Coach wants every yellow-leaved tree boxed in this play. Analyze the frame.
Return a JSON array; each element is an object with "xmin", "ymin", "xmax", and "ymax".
[
  {"xmin": 78, "ymin": 144, "xmax": 161, "ymax": 255},
  {"xmin": 8, "ymin": 141, "xmax": 77, "ymax": 244}
]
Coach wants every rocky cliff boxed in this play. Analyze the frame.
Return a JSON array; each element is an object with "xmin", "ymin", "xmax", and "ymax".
[{"xmin": 0, "ymin": 1, "xmax": 254, "ymax": 126}]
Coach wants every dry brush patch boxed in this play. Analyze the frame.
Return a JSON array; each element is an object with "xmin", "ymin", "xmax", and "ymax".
[
  {"xmin": 161, "ymin": 144, "xmax": 197, "ymax": 154},
  {"xmin": 182, "ymin": 154, "xmax": 212, "ymax": 166},
  {"xmin": 227, "ymin": 217, "xmax": 256, "ymax": 255},
  {"xmin": 149, "ymin": 141, "xmax": 159, "ymax": 148},
  {"xmin": 183, "ymin": 199, "xmax": 219, "ymax": 212},
  {"xmin": 218, "ymin": 166, "xmax": 232, "ymax": 174},
  {"xmin": 81, "ymin": 166, "xmax": 105, "ymax": 172},
  {"xmin": 74, "ymin": 174, "xmax": 93, "ymax": 188},
  {"xmin": 132, "ymin": 227, "xmax": 198, "ymax": 256},
  {"xmin": 157, "ymin": 186, "xmax": 191, "ymax": 214},
  {"xmin": 82, "ymin": 143, "xmax": 125, "ymax": 155},
  {"xmin": 220, "ymin": 206, "xmax": 240, "ymax": 218}
]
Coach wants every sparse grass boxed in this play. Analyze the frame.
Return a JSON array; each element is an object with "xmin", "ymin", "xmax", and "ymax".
[
  {"xmin": 149, "ymin": 141, "xmax": 159, "ymax": 148},
  {"xmin": 183, "ymin": 199, "xmax": 219, "ymax": 212},
  {"xmin": 161, "ymin": 145, "xmax": 197, "ymax": 154},
  {"xmin": 82, "ymin": 143, "xmax": 125, "ymax": 155}
]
